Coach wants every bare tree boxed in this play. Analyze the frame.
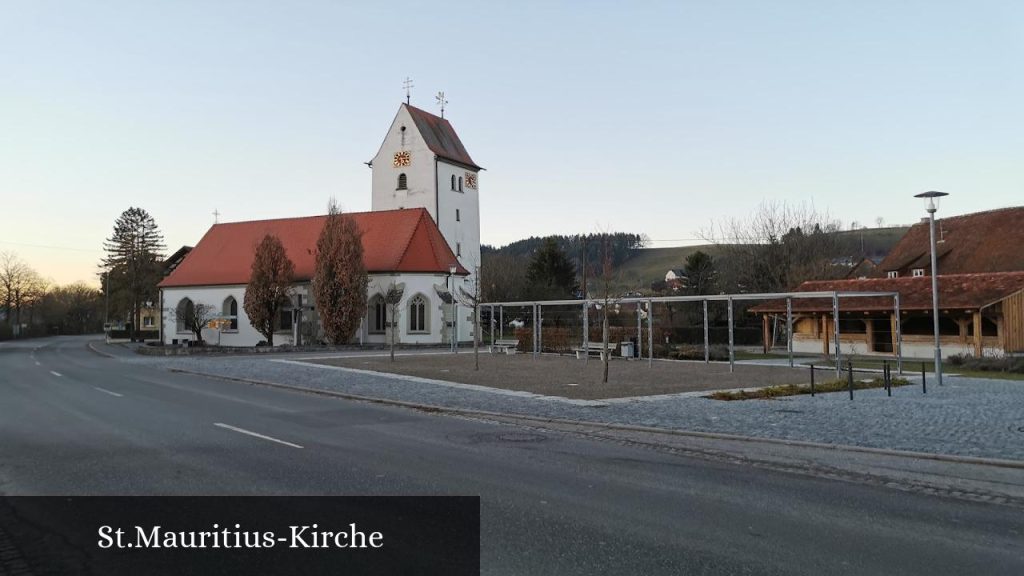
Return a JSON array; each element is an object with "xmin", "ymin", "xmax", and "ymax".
[
  {"xmin": 0, "ymin": 252, "xmax": 47, "ymax": 337},
  {"xmin": 314, "ymin": 199, "xmax": 368, "ymax": 345},
  {"xmin": 174, "ymin": 300, "xmax": 216, "ymax": 344},
  {"xmin": 592, "ymin": 234, "xmax": 622, "ymax": 384},
  {"xmin": 244, "ymin": 234, "xmax": 294, "ymax": 346},
  {"xmin": 457, "ymin": 266, "xmax": 483, "ymax": 371},
  {"xmin": 700, "ymin": 200, "xmax": 844, "ymax": 293},
  {"xmin": 381, "ymin": 281, "xmax": 404, "ymax": 361}
]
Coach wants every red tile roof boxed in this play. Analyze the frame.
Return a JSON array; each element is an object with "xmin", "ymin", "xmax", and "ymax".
[
  {"xmin": 750, "ymin": 271, "xmax": 1024, "ymax": 313},
  {"xmin": 876, "ymin": 206, "xmax": 1024, "ymax": 276},
  {"xmin": 403, "ymin": 104, "xmax": 481, "ymax": 170},
  {"xmin": 159, "ymin": 208, "xmax": 467, "ymax": 288}
]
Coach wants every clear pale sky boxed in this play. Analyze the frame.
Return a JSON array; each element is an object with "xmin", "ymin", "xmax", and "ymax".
[{"xmin": 2, "ymin": 1, "xmax": 1022, "ymax": 286}]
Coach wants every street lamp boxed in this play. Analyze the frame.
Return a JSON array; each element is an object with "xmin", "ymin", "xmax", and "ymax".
[
  {"xmin": 914, "ymin": 190, "xmax": 949, "ymax": 386},
  {"xmin": 449, "ymin": 265, "xmax": 457, "ymax": 353}
]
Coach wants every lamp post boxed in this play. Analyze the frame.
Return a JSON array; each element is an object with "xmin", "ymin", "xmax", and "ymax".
[
  {"xmin": 914, "ymin": 190, "xmax": 949, "ymax": 386},
  {"xmin": 449, "ymin": 265, "xmax": 457, "ymax": 353}
]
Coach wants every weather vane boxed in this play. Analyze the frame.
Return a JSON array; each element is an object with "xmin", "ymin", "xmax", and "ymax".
[
  {"xmin": 435, "ymin": 91, "xmax": 447, "ymax": 118},
  {"xmin": 403, "ymin": 77, "xmax": 414, "ymax": 104}
]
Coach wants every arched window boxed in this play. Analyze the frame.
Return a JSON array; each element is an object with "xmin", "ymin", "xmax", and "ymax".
[
  {"xmin": 397, "ymin": 173, "xmax": 407, "ymax": 190},
  {"xmin": 176, "ymin": 298, "xmax": 194, "ymax": 333},
  {"xmin": 408, "ymin": 294, "xmax": 428, "ymax": 333},
  {"xmin": 451, "ymin": 175, "xmax": 457, "ymax": 190},
  {"xmin": 368, "ymin": 295, "xmax": 386, "ymax": 334},
  {"xmin": 223, "ymin": 296, "xmax": 238, "ymax": 330},
  {"xmin": 458, "ymin": 176, "xmax": 463, "ymax": 192}
]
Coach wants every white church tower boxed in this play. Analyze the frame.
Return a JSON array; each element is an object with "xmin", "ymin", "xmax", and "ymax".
[{"xmin": 369, "ymin": 103, "xmax": 482, "ymax": 295}]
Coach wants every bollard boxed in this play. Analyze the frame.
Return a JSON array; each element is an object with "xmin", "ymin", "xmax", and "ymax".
[
  {"xmin": 809, "ymin": 364, "xmax": 815, "ymax": 397},
  {"xmin": 885, "ymin": 361, "xmax": 892, "ymax": 397},
  {"xmin": 921, "ymin": 362, "xmax": 927, "ymax": 394},
  {"xmin": 847, "ymin": 360, "xmax": 854, "ymax": 401}
]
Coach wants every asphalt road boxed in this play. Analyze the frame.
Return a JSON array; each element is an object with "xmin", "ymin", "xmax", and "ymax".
[{"xmin": 1, "ymin": 336, "xmax": 1021, "ymax": 575}]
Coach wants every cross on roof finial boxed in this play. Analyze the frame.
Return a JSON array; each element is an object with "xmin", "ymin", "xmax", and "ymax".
[
  {"xmin": 435, "ymin": 91, "xmax": 447, "ymax": 118},
  {"xmin": 403, "ymin": 77, "xmax": 414, "ymax": 104},
  {"xmin": 212, "ymin": 209, "xmax": 220, "ymax": 224}
]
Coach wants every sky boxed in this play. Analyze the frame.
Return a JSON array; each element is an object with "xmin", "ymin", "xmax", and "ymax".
[{"xmin": 2, "ymin": 0, "xmax": 1022, "ymax": 286}]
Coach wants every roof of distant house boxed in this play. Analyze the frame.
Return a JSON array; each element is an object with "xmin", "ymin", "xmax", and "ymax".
[
  {"xmin": 750, "ymin": 271, "xmax": 1024, "ymax": 313},
  {"xmin": 159, "ymin": 208, "xmax": 467, "ymax": 288},
  {"xmin": 402, "ymin": 103, "xmax": 481, "ymax": 170},
  {"xmin": 876, "ymin": 206, "xmax": 1024, "ymax": 276}
]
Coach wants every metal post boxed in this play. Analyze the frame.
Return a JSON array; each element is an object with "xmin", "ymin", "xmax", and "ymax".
[
  {"xmin": 809, "ymin": 364, "xmax": 815, "ymax": 397},
  {"xmin": 832, "ymin": 292, "xmax": 841, "ymax": 379},
  {"xmin": 537, "ymin": 303, "xmax": 543, "ymax": 356},
  {"xmin": 922, "ymin": 361, "xmax": 927, "ymax": 394},
  {"xmin": 894, "ymin": 294, "xmax": 903, "ymax": 375},
  {"xmin": 490, "ymin": 305, "xmax": 495, "ymax": 347},
  {"xmin": 702, "ymin": 300, "xmax": 710, "ymax": 364},
  {"xmin": 727, "ymin": 297, "xmax": 735, "ymax": 373},
  {"xmin": 499, "ymin": 306, "xmax": 504, "ymax": 340},
  {"xmin": 647, "ymin": 299, "xmax": 654, "ymax": 368},
  {"xmin": 926, "ymin": 206, "xmax": 943, "ymax": 386},
  {"xmin": 583, "ymin": 301, "xmax": 589, "ymax": 365},
  {"xmin": 847, "ymin": 360, "xmax": 854, "ymax": 400},
  {"xmin": 786, "ymin": 297, "xmax": 793, "ymax": 368},
  {"xmin": 533, "ymin": 304, "xmax": 539, "ymax": 359},
  {"xmin": 630, "ymin": 301, "xmax": 638, "ymax": 358}
]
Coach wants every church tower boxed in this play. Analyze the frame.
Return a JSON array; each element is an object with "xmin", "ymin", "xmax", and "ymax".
[{"xmin": 369, "ymin": 103, "xmax": 482, "ymax": 294}]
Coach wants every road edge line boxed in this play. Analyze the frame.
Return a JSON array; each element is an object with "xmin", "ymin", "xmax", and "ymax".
[
  {"xmin": 86, "ymin": 341, "xmax": 116, "ymax": 359},
  {"xmin": 166, "ymin": 367, "xmax": 1024, "ymax": 471}
]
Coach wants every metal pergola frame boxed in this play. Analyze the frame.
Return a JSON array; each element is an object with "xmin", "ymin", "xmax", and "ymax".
[{"xmin": 484, "ymin": 290, "xmax": 903, "ymax": 376}]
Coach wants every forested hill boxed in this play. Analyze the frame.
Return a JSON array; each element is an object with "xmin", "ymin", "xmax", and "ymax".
[{"xmin": 482, "ymin": 232, "xmax": 647, "ymax": 270}]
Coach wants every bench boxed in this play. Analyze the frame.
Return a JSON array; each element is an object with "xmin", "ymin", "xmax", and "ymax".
[
  {"xmin": 573, "ymin": 342, "xmax": 618, "ymax": 360},
  {"xmin": 489, "ymin": 339, "xmax": 519, "ymax": 355}
]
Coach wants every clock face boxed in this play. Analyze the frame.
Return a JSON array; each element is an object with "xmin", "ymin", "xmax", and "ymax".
[
  {"xmin": 393, "ymin": 151, "xmax": 411, "ymax": 167},
  {"xmin": 464, "ymin": 172, "xmax": 477, "ymax": 189}
]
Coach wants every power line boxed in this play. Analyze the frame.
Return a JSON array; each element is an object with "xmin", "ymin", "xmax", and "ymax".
[{"xmin": 0, "ymin": 239, "xmax": 102, "ymax": 253}]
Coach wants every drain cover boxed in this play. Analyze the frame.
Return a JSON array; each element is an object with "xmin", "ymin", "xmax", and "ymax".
[{"xmin": 497, "ymin": 432, "xmax": 548, "ymax": 443}]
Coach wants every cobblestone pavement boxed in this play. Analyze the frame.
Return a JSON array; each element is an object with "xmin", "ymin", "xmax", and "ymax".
[{"xmin": 121, "ymin": 348, "xmax": 1024, "ymax": 461}]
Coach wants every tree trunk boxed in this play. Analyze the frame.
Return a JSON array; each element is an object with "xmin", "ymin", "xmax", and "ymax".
[{"xmin": 602, "ymin": 310, "xmax": 610, "ymax": 384}]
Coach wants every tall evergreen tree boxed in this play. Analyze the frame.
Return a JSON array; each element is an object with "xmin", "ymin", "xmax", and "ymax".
[
  {"xmin": 525, "ymin": 238, "xmax": 578, "ymax": 299},
  {"xmin": 314, "ymin": 200, "xmax": 367, "ymax": 345},
  {"xmin": 101, "ymin": 207, "xmax": 165, "ymax": 341},
  {"xmin": 244, "ymin": 234, "xmax": 295, "ymax": 346},
  {"xmin": 683, "ymin": 251, "xmax": 717, "ymax": 295}
]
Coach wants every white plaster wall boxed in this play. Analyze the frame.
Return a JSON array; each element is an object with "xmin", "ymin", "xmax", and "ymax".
[
  {"xmin": 435, "ymin": 160, "xmax": 481, "ymax": 342},
  {"xmin": 162, "ymin": 273, "xmax": 461, "ymax": 347},
  {"xmin": 370, "ymin": 106, "xmax": 437, "ymax": 218},
  {"xmin": 791, "ymin": 337, "xmax": 1002, "ymax": 359}
]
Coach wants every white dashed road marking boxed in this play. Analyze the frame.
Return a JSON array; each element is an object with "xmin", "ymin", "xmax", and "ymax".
[
  {"xmin": 213, "ymin": 423, "xmax": 304, "ymax": 449},
  {"xmin": 93, "ymin": 387, "xmax": 123, "ymax": 398},
  {"xmin": 50, "ymin": 371, "xmax": 62, "ymax": 377}
]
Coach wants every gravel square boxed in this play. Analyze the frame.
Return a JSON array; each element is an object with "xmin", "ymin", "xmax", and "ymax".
[{"xmin": 305, "ymin": 352, "xmax": 812, "ymax": 400}]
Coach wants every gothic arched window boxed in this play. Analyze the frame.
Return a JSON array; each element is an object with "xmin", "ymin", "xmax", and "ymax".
[
  {"xmin": 397, "ymin": 173, "xmax": 407, "ymax": 190},
  {"xmin": 176, "ymin": 298, "xmax": 194, "ymax": 333},
  {"xmin": 458, "ymin": 176, "xmax": 463, "ymax": 192},
  {"xmin": 223, "ymin": 296, "xmax": 238, "ymax": 330},
  {"xmin": 408, "ymin": 294, "xmax": 428, "ymax": 333},
  {"xmin": 368, "ymin": 295, "xmax": 386, "ymax": 334}
]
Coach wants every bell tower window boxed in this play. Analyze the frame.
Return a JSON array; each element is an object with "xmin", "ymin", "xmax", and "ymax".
[{"xmin": 397, "ymin": 173, "xmax": 407, "ymax": 190}]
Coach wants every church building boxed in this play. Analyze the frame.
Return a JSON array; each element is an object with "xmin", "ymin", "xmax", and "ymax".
[{"xmin": 158, "ymin": 103, "xmax": 482, "ymax": 347}]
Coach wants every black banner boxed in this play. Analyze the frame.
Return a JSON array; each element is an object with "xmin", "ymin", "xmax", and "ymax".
[{"xmin": 0, "ymin": 496, "xmax": 479, "ymax": 575}]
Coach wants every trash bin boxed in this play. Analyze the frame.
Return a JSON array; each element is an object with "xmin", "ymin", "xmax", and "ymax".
[{"xmin": 620, "ymin": 341, "xmax": 634, "ymax": 358}]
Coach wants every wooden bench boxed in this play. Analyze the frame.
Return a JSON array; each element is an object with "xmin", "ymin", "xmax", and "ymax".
[
  {"xmin": 488, "ymin": 339, "xmax": 519, "ymax": 355},
  {"xmin": 573, "ymin": 342, "xmax": 618, "ymax": 360}
]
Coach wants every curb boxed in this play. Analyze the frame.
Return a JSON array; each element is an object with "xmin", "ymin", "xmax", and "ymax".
[
  {"xmin": 167, "ymin": 367, "xmax": 1024, "ymax": 471},
  {"xmin": 86, "ymin": 341, "xmax": 116, "ymax": 359}
]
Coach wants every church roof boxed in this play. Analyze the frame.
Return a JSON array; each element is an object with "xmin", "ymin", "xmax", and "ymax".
[
  {"xmin": 403, "ymin": 103, "xmax": 481, "ymax": 170},
  {"xmin": 159, "ymin": 208, "xmax": 467, "ymax": 288}
]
